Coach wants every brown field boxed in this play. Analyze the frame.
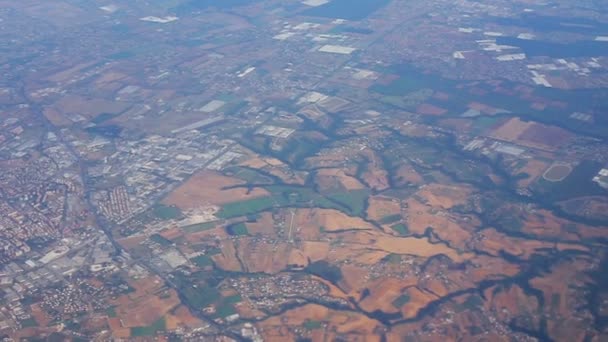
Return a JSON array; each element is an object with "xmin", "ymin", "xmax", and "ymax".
[
  {"xmin": 543, "ymin": 164, "xmax": 572, "ymax": 181},
  {"xmin": 361, "ymin": 167, "xmax": 390, "ymax": 192},
  {"xmin": 259, "ymin": 303, "xmax": 383, "ymax": 341},
  {"xmin": 291, "ymin": 241, "xmax": 331, "ymax": 264},
  {"xmin": 514, "ymin": 159, "xmax": 549, "ymax": 187},
  {"xmin": 117, "ymin": 235, "xmax": 146, "ymax": 250},
  {"xmin": 417, "ymin": 103, "xmax": 447, "ymax": 116},
  {"xmin": 240, "ymin": 156, "xmax": 307, "ymax": 185},
  {"xmin": 531, "ymin": 258, "xmax": 595, "ymax": 341},
  {"xmin": 235, "ymin": 238, "xmax": 292, "ymax": 273},
  {"xmin": 183, "ymin": 226, "xmax": 228, "ymax": 244},
  {"xmin": 245, "ymin": 212, "xmax": 276, "ymax": 235},
  {"xmin": 111, "ymin": 277, "xmax": 181, "ymax": 329},
  {"xmin": 433, "ymin": 91, "xmax": 450, "ymax": 101},
  {"xmin": 166, "ymin": 305, "xmax": 204, "ymax": 330},
  {"xmin": 286, "ymin": 248, "xmax": 309, "ymax": 267},
  {"xmin": 423, "ymin": 278, "xmax": 449, "ymax": 297},
  {"xmin": 30, "ymin": 303, "xmax": 52, "ymax": 327},
  {"xmin": 404, "ymin": 198, "xmax": 474, "ymax": 250},
  {"xmin": 337, "ymin": 230, "xmax": 471, "ymax": 262},
  {"xmin": 212, "ymin": 240, "xmax": 243, "ymax": 272},
  {"xmin": 519, "ymin": 123, "xmax": 572, "ymax": 150},
  {"xmin": 393, "ymin": 163, "xmax": 424, "ymax": 186},
  {"xmin": 366, "ymin": 196, "xmax": 402, "ymax": 222},
  {"xmin": 488, "ymin": 117, "xmax": 533, "ymax": 141},
  {"xmin": 438, "ymin": 118, "xmax": 473, "ymax": 133},
  {"xmin": 558, "ymin": 196, "xmax": 608, "ymax": 222},
  {"xmin": 475, "ymin": 228, "xmax": 590, "ymax": 259},
  {"xmin": 49, "ymin": 94, "xmax": 131, "ymax": 120},
  {"xmin": 473, "ymin": 228, "xmax": 551, "ymax": 259},
  {"xmin": 339, "ymin": 264, "xmax": 380, "ymax": 297},
  {"xmin": 107, "ymin": 317, "xmax": 130, "ymax": 338},
  {"xmin": 315, "ymin": 168, "xmax": 366, "ymax": 191},
  {"xmin": 400, "ymin": 287, "xmax": 439, "ymax": 319},
  {"xmin": 468, "ymin": 101, "xmax": 502, "ymax": 115},
  {"xmin": 163, "ymin": 170, "xmax": 270, "ymax": 209},
  {"xmin": 483, "ymin": 284, "xmax": 539, "ymax": 323},
  {"xmin": 94, "ymin": 71, "xmax": 128, "ymax": 85},
  {"xmin": 359, "ymin": 278, "xmax": 410, "ymax": 314},
  {"xmin": 466, "ymin": 255, "xmax": 520, "ymax": 283},
  {"xmin": 295, "ymin": 208, "xmax": 376, "ymax": 232},
  {"xmin": 522, "ymin": 209, "xmax": 606, "ymax": 241},
  {"xmin": 488, "ymin": 117, "xmax": 571, "ymax": 151},
  {"xmin": 311, "ymin": 276, "xmax": 353, "ymax": 302},
  {"xmin": 42, "ymin": 107, "xmax": 73, "ymax": 127},
  {"xmin": 159, "ymin": 227, "xmax": 183, "ymax": 241},
  {"xmin": 417, "ymin": 184, "xmax": 472, "ymax": 209},
  {"xmin": 45, "ymin": 61, "xmax": 97, "ymax": 83}
]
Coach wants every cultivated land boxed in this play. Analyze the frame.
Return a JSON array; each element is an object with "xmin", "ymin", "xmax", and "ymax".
[{"xmin": 2, "ymin": 0, "xmax": 608, "ymax": 341}]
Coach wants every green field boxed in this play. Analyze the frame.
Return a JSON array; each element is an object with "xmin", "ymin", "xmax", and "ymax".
[
  {"xmin": 226, "ymin": 222, "xmax": 249, "ymax": 236},
  {"xmin": 217, "ymin": 197, "xmax": 278, "ymax": 218},
  {"xmin": 392, "ymin": 294, "xmax": 411, "ymax": 308},
  {"xmin": 106, "ymin": 306, "xmax": 117, "ymax": 318},
  {"xmin": 390, "ymin": 223, "xmax": 409, "ymax": 235},
  {"xmin": 534, "ymin": 160, "xmax": 606, "ymax": 202},
  {"xmin": 180, "ymin": 285, "xmax": 220, "ymax": 308},
  {"xmin": 191, "ymin": 255, "xmax": 213, "ymax": 267},
  {"xmin": 326, "ymin": 189, "xmax": 369, "ymax": 216},
  {"xmin": 214, "ymin": 302, "xmax": 237, "ymax": 318},
  {"xmin": 150, "ymin": 234, "xmax": 172, "ymax": 246},
  {"xmin": 217, "ymin": 187, "xmax": 369, "ymax": 219},
  {"xmin": 380, "ymin": 214, "xmax": 402, "ymax": 224},
  {"xmin": 130, "ymin": 317, "xmax": 166, "ymax": 337},
  {"xmin": 267, "ymin": 185, "xmax": 338, "ymax": 208},
  {"xmin": 224, "ymin": 294, "xmax": 242, "ymax": 304},
  {"xmin": 306, "ymin": 260, "xmax": 343, "ymax": 284},
  {"xmin": 303, "ymin": 320, "xmax": 323, "ymax": 329},
  {"xmin": 20, "ymin": 318, "xmax": 38, "ymax": 328},
  {"xmin": 228, "ymin": 166, "xmax": 272, "ymax": 183},
  {"xmin": 152, "ymin": 204, "xmax": 182, "ymax": 220},
  {"xmin": 182, "ymin": 221, "xmax": 217, "ymax": 233}
]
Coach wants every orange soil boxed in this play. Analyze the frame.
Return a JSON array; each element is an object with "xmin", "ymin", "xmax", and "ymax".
[
  {"xmin": 259, "ymin": 303, "xmax": 383, "ymax": 340},
  {"xmin": 235, "ymin": 238, "xmax": 292, "ymax": 273},
  {"xmin": 315, "ymin": 168, "xmax": 366, "ymax": 191},
  {"xmin": 489, "ymin": 117, "xmax": 533, "ymax": 141},
  {"xmin": 212, "ymin": 240, "xmax": 243, "ymax": 272},
  {"xmin": 117, "ymin": 235, "xmax": 146, "ymax": 250},
  {"xmin": 404, "ymin": 198, "xmax": 474, "ymax": 250},
  {"xmin": 417, "ymin": 103, "xmax": 447, "ymax": 116},
  {"xmin": 401, "ymin": 287, "xmax": 439, "ymax": 319},
  {"xmin": 240, "ymin": 156, "xmax": 307, "ymax": 185},
  {"xmin": 417, "ymin": 184, "xmax": 472, "ymax": 209},
  {"xmin": 337, "ymin": 230, "xmax": 470, "ymax": 262},
  {"xmin": 245, "ymin": 212, "xmax": 276, "ymax": 235},
  {"xmin": 514, "ymin": 159, "xmax": 549, "ymax": 187},
  {"xmin": 359, "ymin": 278, "xmax": 409, "ymax": 313},
  {"xmin": 163, "ymin": 170, "xmax": 270, "ymax": 209},
  {"xmin": 393, "ymin": 163, "xmax": 424, "ymax": 186},
  {"xmin": 160, "ymin": 227, "xmax": 183, "ymax": 241},
  {"xmin": 366, "ymin": 196, "xmax": 402, "ymax": 222},
  {"xmin": 484, "ymin": 284, "xmax": 539, "ymax": 323},
  {"xmin": 295, "ymin": 208, "xmax": 376, "ymax": 232}
]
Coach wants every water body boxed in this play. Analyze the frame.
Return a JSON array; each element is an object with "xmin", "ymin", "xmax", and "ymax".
[
  {"xmin": 490, "ymin": 14, "xmax": 608, "ymax": 36},
  {"xmin": 302, "ymin": 0, "xmax": 391, "ymax": 21},
  {"xmin": 497, "ymin": 36, "xmax": 608, "ymax": 58}
]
